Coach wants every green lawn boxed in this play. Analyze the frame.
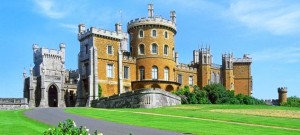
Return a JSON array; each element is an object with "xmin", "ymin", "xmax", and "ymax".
[
  {"xmin": 0, "ymin": 110, "xmax": 50, "ymax": 135},
  {"xmin": 65, "ymin": 105, "xmax": 300, "ymax": 135}
]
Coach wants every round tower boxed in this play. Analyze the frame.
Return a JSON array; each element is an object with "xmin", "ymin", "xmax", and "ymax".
[
  {"xmin": 278, "ymin": 87, "xmax": 287, "ymax": 105},
  {"xmin": 127, "ymin": 4, "xmax": 179, "ymax": 91}
]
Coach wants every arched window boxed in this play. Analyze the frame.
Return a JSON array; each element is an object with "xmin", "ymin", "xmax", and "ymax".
[
  {"xmin": 164, "ymin": 67, "xmax": 169, "ymax": 81},
  {"xmin": 211, "ymin": 72, "xmax": 215, "ymax": 83},
  {"xmin": 152, "ymin": 43, "xmax": 158, "ymax": 54},
  {"xmin": 227, "ymin": 61, "xmax": 230, "ymax": 68},
  {"xmin": 139, "ymin": 30, "xmax": 144, "ymax": 38},
  {"xmin": 164, "ymin": 31, "xmax": 168, "ymax": 38},
  {"xmin": 164, "ymin": 45, "xmax": 169, "ymax": 56},
  {"xmin": 152, "ymin": 66, "xmax": 158, "ymax": 80},
  {"xmin": 139, "ymin": 44, "xmax": 145, "ymax": 54},
  {"xmin": 216, "ymin": 73, "xmax": 220, "ymax": 83},
  {"xmin": 139, "ymin": 66, "xmax": 145, "ymax": 81},
  {"xmin": 204, "ymin": 56, "xmax": 207, "ymax": 64},
  {"xmin": 152, "ymin": 29, "xmax": 157, "ymax": 37}
]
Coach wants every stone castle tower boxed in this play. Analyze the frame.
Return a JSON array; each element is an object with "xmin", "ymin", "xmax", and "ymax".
[
  {"xmin": 278, "ymin": 87, "xmax": 287, "ymax": 104},
  {"xmin": 76, "ymin": 4, "xmax": 253, "ymax": 106},
  {"xmin": 23, "ymin": 44, "xmax": 78, "ymax": 107}
]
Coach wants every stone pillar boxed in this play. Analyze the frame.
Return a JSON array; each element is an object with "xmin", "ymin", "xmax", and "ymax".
[
  {"xmin": 93, "ymin": 47, "xmax": 98, "ymax": 98},
  {"xmin": 29, "ymin": 68, "xmax": 35, "ymax": 108},
  {"xmin": 118, "ymin": 48, "xmax": 123, "ymax": 94},
  {"xmin": 278, "ymin": 87, "xmax": 287, "ymax": 105}
]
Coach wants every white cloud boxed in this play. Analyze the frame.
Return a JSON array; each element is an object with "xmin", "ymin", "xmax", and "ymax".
[
  {"xmin": 252, "ymin": 46, "xmax": 300, "ymax": 63},
  {"xmin": 33, "ymin": 0, "xmax": 67, "ymax": 19},
  {"xmin": 227, "ymin": 0, "xmax": 300, "ymax": 35},
  {"xmin": 59, "ymin": 23, "xmax": 77, "ymax": 34}
]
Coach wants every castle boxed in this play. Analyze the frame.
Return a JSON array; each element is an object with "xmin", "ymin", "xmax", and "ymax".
[
  {"xmin": 23, "ymin": 44, "xmax": 78, "ymax": 107},
  {"xmin": 75, "ymin": 4, "xmax": 252, "ymax": 106}
]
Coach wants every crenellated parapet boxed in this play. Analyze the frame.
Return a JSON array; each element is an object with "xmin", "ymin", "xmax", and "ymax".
[
  {"xmin": 127, "ymin": 16, "xmax": 177, "ymax": 33},
  {"xmin": 176, "ymin": 63, "xmax": 197, "ymax": 72},
  {"xmin": 233, "ymin": 54, "xmax": 252, "ymax": 63},
  {"xmin": 78, "ymin": 26, "xmax": 129, "ymax": 41},
  {"xmin": 122, "ymin": 55, "xmax": 136, "ymax": 63}
]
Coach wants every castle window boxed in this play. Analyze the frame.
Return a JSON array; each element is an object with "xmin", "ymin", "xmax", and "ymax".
[
  {"xmin": 177, "ymin": 74, "xmax": 182, "ymax": 84},
  {"xmin": 151, "ymin": 43, "xmax": 158, "ymax": 54},
  {"xmin": 164, "ymin": 67, "xmax": 169, "ymax": 81},
  {"xmin": 164, "ymin": 31, "xmax": 168, "ymax": 38},
  {"xmin": 139, "ymin": 30, "xmax": 144, "ymax": 38},
  {"xmin": 164, "ymin": 45, "xmax": 169, "ymax": 56},
  {"xmin": 106, "ymin": 64, "xmax": 113, "ymax": 78},
  {"xmin": 189, "ymin": 76, "xmax": 193, "ymax": 86},
  {"xmin": 227, "ymin": 61, "xmax": 230, "ymax": 68},
  {"xmin": 216, "ymin": 73, "xmax": 220, "ymax": 83},
  {"xmin": 139, "ymin": 44, "xmax": 145, "ymax": 55},
  {"xmin": 152, "ymin": 29, "xmax": 157, "ymax": 37},
  {"xmin": 172, "ymin": 48, "xmax": 175, "ymax": 59},
  {"xmin": 124, "ymin": 66, "xmax": 129, "ymax": 79},
  {"xmin": 204, "ymin": 56, "xmax": 207, "ymax": 64},
  {"xmin": 139, "ymin": 67, "xmax": 145, "ymax": 80},
  {"xmin": 85, "ymin": 44, "xmax": 88, "ymax": 54},
  {"xmin": 211, "ymin": 72, "xmax": 215, "ymax": 83},
  {"xmin": 107, "ymin": 45, "xmax": 113, "ymax": 55},
  {"xmin": 152, "ymin": 66, "xmax": 158, "ymax": 80}
]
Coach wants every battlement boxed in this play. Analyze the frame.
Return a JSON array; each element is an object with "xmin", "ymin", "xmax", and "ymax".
[
  {"xmin": 176, "ymin": 63, "xmax": 197, "ymax": 71},
  {"xmin": 278, "ymin": 87, "xmax": 287, "ymax": 92},
  {"xmin": 122, "ymin": 55, "xmax": 136, "ymax": 63},
  {"xmin": 78, "ymin": 26, "xmax": 129, "ymax": 41},
  {"xmin": 233, "ymin": 54, "xmax": 252, "ymax": 63},
  {"xmin": 127, "ymin": 16, "xmax": 176, "ymax": 32}
]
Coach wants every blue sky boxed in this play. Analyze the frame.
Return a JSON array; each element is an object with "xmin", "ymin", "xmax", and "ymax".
[{"xmin": 0, "ymin": 0, "xmax": 300, "ymax": 99}]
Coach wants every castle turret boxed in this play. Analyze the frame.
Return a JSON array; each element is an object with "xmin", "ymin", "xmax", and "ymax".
[
  {"xmin": 198, "ymin": 47, "xmax": 212, "ymax": 87},
  {"xmin": 170, "ymin": 11, "xmax": 176, "ymax": 23},
  {"xmin": 128, "ymin": 4, "xmax": 179, "ymax": 91},
  {"xmin": 278, "ymin": 87, "xmax": 287, "ymax": 105},
  {"xmin": 78, "ymin": 24, "xmax": 85, "ymax": 33},
  {"xmin": 222, "ymin": 53, "xmax": 234, "ymax": 90}
]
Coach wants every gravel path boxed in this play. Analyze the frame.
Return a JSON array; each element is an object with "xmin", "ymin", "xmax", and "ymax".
[{"xmin": 24, "ymin": 108, "xmax": 184, "ymax": 135}]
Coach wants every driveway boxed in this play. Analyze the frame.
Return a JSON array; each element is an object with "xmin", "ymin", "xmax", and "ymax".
[{"xmin": 25, "ymin": 108, "xmax": 184, "ymax": 135}]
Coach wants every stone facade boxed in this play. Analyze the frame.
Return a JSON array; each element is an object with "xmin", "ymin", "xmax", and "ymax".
[
  {"xmin": 23, "ymin": 44, "xmax": 78, "ymax": 107},
  {"xmin": 76, "ymin": 4, "xmax": 253, "ymax": 107},
  {"xmin": 278, "ymin": 87, "xmax": 287, "ymax": 104},
  {"xmin": 0, "ymin": 98, "xmax": 29, "ymax": 110},
  {"xmin": 92, "ymin": 88, "xmax": 181, "ymax": 108}
]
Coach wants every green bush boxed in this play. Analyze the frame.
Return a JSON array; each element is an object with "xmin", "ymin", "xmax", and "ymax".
[
  {"xmin": 44, "ymin": 119, "xmax": 102, "ymax": 135},
  {"xmin": 98, "ymin": 84, "xmax": 102, "ymax": 98},
  {"xmin": 281, "ymin": 96, "xmax": 300, "ymax": 107},
  {"xmin": 173, "ymin": 84, "xmax": 265, "ymax": 105}
]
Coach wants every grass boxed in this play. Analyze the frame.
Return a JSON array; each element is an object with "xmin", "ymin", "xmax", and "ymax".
[
  {"xmin": 0, "ymin": 110, "xmax": 51, "ymax": 135},
  {"xmin": 65, "ymin": 105, "xmax": 300, "ymax": 135}
]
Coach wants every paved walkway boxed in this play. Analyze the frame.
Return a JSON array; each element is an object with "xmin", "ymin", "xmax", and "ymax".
[{"xmin": 24, "ymin": 108, "xmax": 184, "ymax": 135}]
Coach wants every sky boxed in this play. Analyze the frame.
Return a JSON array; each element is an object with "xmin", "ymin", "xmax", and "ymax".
[{"xmin": 0, "ymin": 0, "xmax": 300, "ymax": 99}]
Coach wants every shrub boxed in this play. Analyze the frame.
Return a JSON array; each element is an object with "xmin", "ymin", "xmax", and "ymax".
[
  {"xmin": 44, "ymin": 119, "xmax": 102, "ymax": 135},
  {"xmin": 98, "ymin": 84, "xmax": 102, "ymax": 98},
  {"xmin": 281, "ymin": 96, "xmax": 300, "ymax": 107},
  {"xmin": 173, "ymin": 84, "xmax": 265, "ymax": 105}
]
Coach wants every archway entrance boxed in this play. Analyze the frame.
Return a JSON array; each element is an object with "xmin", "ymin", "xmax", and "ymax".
[{"xmin": 48, "ymin": 85, "xmax": 58, "ymax": 107}]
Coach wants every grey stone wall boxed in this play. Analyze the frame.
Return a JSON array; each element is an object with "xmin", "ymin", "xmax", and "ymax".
[
  {"xmin": 0, "ymin": 98, "xmax": 29, "ymax": 110},
  {"xmin": 92, "ymin": 89, "xmax": 181, "ymax": 108}
]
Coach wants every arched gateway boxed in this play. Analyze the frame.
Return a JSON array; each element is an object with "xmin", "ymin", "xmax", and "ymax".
[{"xmin": 48, "ymin": 85, "xmax": 58, "ymax": 107}]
